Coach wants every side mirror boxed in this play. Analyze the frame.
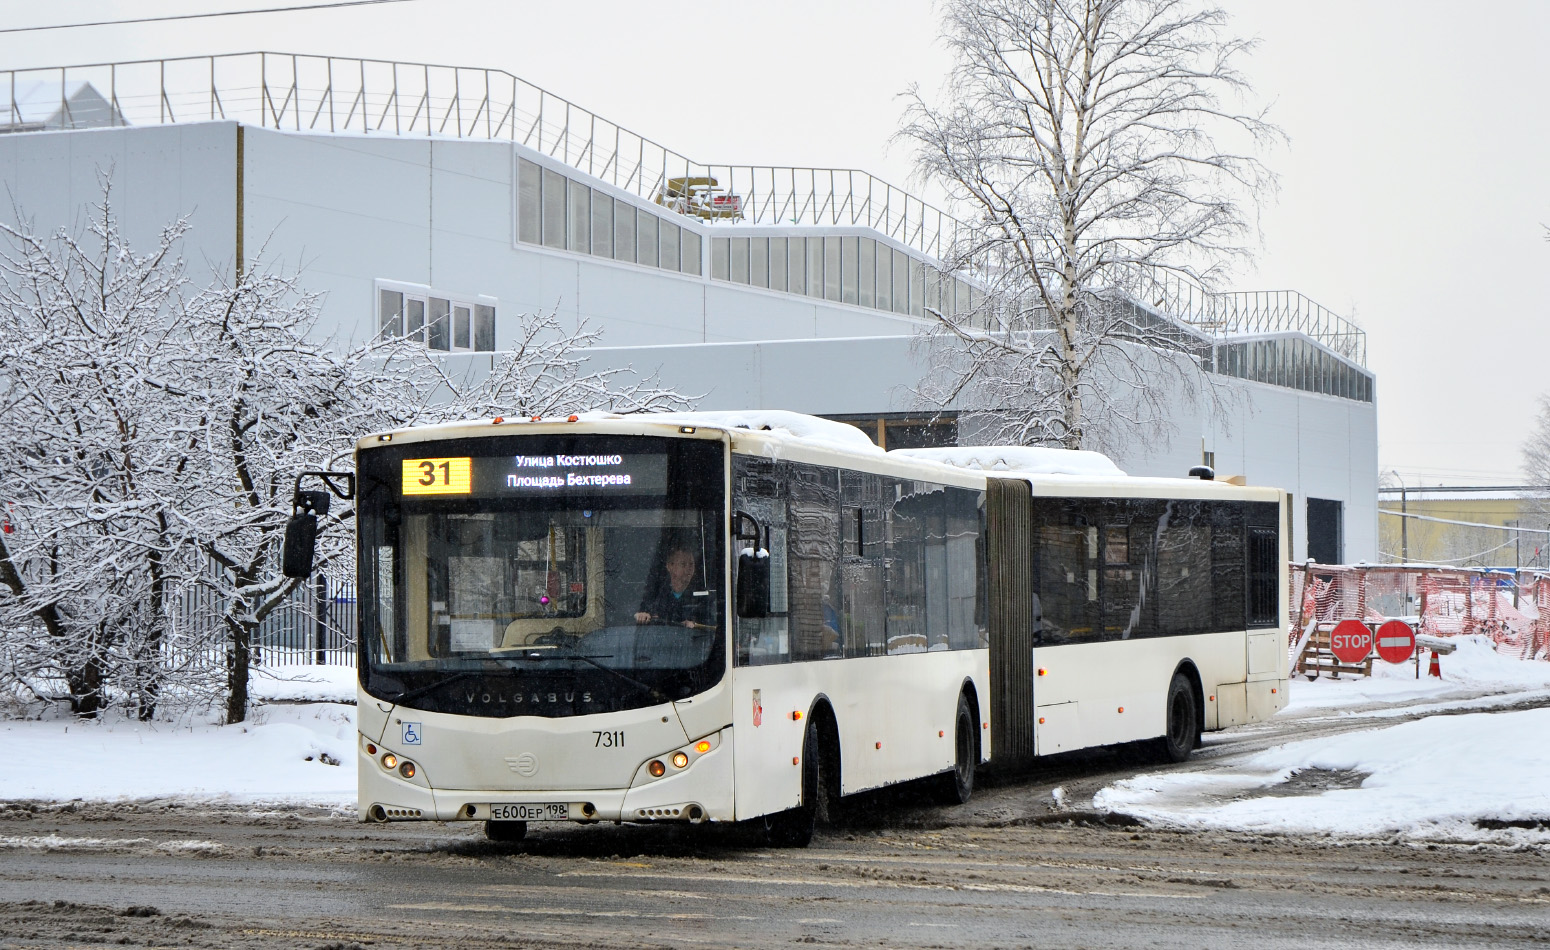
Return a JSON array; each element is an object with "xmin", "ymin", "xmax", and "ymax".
[
  {"xmin": 282, "ymin": 514, "xmax": 318, "ymax": 578},
  {"xmin": 736, "ymin": 549, "xmax": 771, "ymax": 618},
  {"xmin": 281, "ymin": 489, "xmax": 331, "ymax": 579},
  {"xmin": 732, "ymin": 509, "xmax": 771, "ymax": 618}
]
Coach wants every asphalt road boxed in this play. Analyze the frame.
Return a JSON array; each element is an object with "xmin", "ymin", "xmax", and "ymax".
[{"xmin": 3, "ymin": 688, "xmax": 1549, "ymax": 949}]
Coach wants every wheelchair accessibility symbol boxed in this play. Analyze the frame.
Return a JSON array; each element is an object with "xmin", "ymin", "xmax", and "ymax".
[{"xmin": 401, "ymin": 722, "xmax": 422, "ymax": 745}]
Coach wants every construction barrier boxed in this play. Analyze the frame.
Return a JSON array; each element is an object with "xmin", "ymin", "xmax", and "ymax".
[{"xmin": 1288, "ymin": 563, "xmax": 1550, "ymax": 676}]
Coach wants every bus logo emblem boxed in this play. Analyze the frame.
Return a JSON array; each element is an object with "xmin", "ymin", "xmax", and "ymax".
[
  {"xmin": 752, "ymin": 690, "xmax": 762, "ymax": 728},
  {"xmin": 505, "ymin": 753, "xmax": 539, "ymax": 777}
]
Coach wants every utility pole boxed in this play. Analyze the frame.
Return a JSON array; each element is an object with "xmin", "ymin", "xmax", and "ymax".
[{"xmin": 1513, "ymin": 518, "xmax": 1521, "ymax": 608}]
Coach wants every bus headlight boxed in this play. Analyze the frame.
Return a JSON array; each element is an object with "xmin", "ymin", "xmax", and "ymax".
[
  {"xmin": 381, "ymin": 753, "xmax": 399, "ymax": 770},
  {"xmin": 671, "ymin": 752, "xmax": 689, "ymax": 769}
]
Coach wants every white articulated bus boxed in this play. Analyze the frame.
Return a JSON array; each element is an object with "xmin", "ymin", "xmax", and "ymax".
[{"xmin": 294, "ymin": 411, "xmax": 1287, "ymax": 846}]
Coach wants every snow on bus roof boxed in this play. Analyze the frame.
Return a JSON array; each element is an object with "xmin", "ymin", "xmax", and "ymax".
[
  {"xmin": 585, "ymin": 409, "xmax": 884, "ymax": 454},
  {"xmin": 891, "ymin": 445, "xmax": 1125, "ymax": 478}
]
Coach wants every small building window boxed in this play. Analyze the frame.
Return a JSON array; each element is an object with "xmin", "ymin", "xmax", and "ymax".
[{"xmin": 376, "ymin": 281, "xmax": 497, "ymax": 353}]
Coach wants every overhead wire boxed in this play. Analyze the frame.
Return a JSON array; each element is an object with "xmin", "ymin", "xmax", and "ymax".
[{"xmin": 0, "ymin": 0, "xmax": 420, "ymax": 34}]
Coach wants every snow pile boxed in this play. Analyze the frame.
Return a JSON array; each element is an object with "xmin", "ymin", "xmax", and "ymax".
[
  {"xmin": 1287, "ymin": 634, "xmax": 1550, "ymax": 714},
  {"xmin": 892, "ymin": 445, "xmax": 1125, "ymax": 477},
  {"xmin": 1094, "ymin": 706, "xmax": 1550, "ymax": 845},
  {"xmin": 1095, "ymin": 638, "xmax": 1550, "ymax": 844},
  {"xmin": 250, "ymin": 664, "xmax": 358, "ymax": 704},
  {"xmin": 0, "ymin": 701, "xmax": 358, "ymax": 804}
]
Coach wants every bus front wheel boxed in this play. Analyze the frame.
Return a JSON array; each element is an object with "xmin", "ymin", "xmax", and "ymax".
[
  {"xmin": 762, "ymin": 715, "xmax": 834, "ymax": 847},
  {"xmin": 484, "ymin": 819, "xmax": 528, "ymax": 842},
  {"xmin": 1158, "ymin": 673, "xmax": 1200, "ymax": 763}
]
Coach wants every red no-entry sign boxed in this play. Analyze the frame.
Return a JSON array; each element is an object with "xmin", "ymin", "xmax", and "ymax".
[
  {"xmin": 1330, "ymin": 619, "xmax": 1373, "ymax": 663},
  {"xmin": 1374, "ymin": 619, "xmax": 1416, "ymax": 664}
]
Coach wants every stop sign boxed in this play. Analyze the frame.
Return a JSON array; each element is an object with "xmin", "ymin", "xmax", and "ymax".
[
  {"xmin": 1374, "ymin": 619, "xmax": 1416, "ymax": 664},
  {"xmin": 1330, "ymin": 619, "xmax": 1373, "ymax": 663}
]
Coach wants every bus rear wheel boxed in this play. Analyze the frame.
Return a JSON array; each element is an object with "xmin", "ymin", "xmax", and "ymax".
[
  {"xmin": 1158, "ymin": 673, "xmax": 1200, "ymax": 763},
  {"xmin": 933, "ymin": 693, "xmax": 977, "ymax": 805},
  {"xmin": 484, "ymin": 819, "xmax": 527, "ymax": 842}
]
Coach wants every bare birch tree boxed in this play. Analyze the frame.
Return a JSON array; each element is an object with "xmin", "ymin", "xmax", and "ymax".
[{"xmin": 900, "ymin": 0, "xmax": 1278, "ymax": 451}]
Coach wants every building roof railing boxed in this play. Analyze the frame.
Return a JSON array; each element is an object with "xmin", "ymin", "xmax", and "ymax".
[
  {"xmin": 0, "ymin": 51, "xmax": 963, "ymax": 259},
  {"xmin": 2, "ymin": 51, "xmax": 1367, "ymax": 367}
]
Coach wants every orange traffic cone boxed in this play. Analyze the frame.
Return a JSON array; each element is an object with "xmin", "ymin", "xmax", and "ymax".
[{"xmin": 1427, "ymin": 650, "xmax": 1442, "ymax": 678}]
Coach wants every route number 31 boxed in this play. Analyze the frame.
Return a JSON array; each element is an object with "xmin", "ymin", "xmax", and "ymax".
[{"xmin": 401, "ymin": 457, "xmax": 472, "ymax": 496}]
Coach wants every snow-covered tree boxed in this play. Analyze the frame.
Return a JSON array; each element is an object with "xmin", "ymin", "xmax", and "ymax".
[
  {"xmin": 0, "ymin": 186, "xmax": 691, "ymax": 723},
  {"xmin": 899, "ymin": 0, "xmax": 1278, "ymax": 451},
  {"xmin": 0, "ymin": 193, "xmax": 205, "ymax": 718}
]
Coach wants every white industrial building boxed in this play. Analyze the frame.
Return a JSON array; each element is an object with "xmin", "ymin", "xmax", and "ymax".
[{"xmin": 0, "ymin": 53, "xmax": 1378, "ymax": 561}]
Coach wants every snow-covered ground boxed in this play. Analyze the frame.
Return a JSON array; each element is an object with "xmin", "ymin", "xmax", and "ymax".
[
  {"xmin": 1095, "ymin": 636, "xmax": 1550, "ymax": 847},
  {"xmin": 0, "ymin": 665, "xmax": 358, "ymax": 806},
  {"xmin": 6, "ymin": 641, "xmax": 1550, "ymax": 849}
]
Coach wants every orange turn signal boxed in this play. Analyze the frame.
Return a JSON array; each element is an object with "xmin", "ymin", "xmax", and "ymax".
[
  {"xmin": 648, "ymin": 760, "xmax": 666, "ymax": 777},
  {"xmin": 791, "ymin": 710, "xmax": 802, "ymax": 721}
]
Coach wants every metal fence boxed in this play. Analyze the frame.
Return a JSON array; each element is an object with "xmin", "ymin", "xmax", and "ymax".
[{"xmin": 169, "ymin": 568, "xmax": 356, "ymax": 671}]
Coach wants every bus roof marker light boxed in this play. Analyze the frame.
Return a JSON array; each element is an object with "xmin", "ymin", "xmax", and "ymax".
[
  {"xmin": 492, "ymin": 416, "xmax": 504, "ymax": 424},
  {"xmin": 679, "ymin": 426, "xmax": 696, "ymax": 434},
  {"xmin": 567, "ymin": 415, "xmax": 579, "ymax": 422},
  {"xmin": 530, "ymin": 415, "xmax": 542, "ymax": 422},
  {"xmin": 377, "ymin": 434, "xmax": 392, "ymax": 442}
]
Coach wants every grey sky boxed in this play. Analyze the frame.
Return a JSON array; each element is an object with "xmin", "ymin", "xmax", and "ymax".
[{"xmin": 3, "ymin": 0, "xmax": 1543, "ymax": 486}]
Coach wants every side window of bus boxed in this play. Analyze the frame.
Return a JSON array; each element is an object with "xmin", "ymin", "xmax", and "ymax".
[
  {"xmin": 789, "ymin": 464, "xmax": 842, "ymax": 661},
  {"xmin": 732, "ymin": 456, "xmax": 790, "ymax": 666},
  {"xmin": 1210, "ymin": 503, "xmax": 1247, "ymax": 631},
  {"xmin": 1245, "ymin": 502, "xmax": 1281, "ymax": 628},
  {"xmin": 946, "ymin": 488, "xmax": 987, "ymax": 649},
  {"xmin": 886, "ymin": 479, "xmax": 936, "ymax": 653},
  {"xmin": 1155, "ymin": 501, "xmax": 1213, "ymax": 635},
  {"xmin": 1031, "ymin": 502, "xmax": 1099, "ymax": 644},
  {"xmin": 841, "ymin": 471, "xmax": 887, "ymax": 658}
]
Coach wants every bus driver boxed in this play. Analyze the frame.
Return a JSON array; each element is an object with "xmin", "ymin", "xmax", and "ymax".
[{"xmin": 634, "ymin": 545, "xmax": 714, "ymax": 629}]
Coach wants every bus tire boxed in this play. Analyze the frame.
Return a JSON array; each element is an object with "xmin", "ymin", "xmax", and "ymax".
[
  {"xmin": 484, "ymin": 819, "xmax": 527, "ymax": 842},
  {"xmin": 933, "ymin": 692, "xmax": 977, "ymax": 805},
  {"xmin": 1158, "ymin": 672, "xmax": 1200, "ymax": 763},
  {"xmin": 762, "ymin": 714, "xmax": 833, "ymax": 847}
]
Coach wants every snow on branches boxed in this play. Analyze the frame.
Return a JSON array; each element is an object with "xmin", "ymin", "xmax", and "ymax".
[
  {"xmin": 900, "ymin": 0, "xmax": 1279, "ymax": 452},
  {"xmin": 0, "ymin": 181, "xmax": 690, "ymax": 722}
]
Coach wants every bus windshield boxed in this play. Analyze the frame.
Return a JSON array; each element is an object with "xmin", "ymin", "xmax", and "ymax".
[{"xmin": 356, "ymin": 433, "xmax": 726, "ymax": 718}]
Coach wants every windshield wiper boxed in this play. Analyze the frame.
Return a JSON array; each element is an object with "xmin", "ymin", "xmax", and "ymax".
[
  {"xmin": 382, "ymin": 669, "xmax": 481, "ymax": 706},
  {"xmin": 517, "ymin": 648, "xmax": 666, "ymax": 704}
]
